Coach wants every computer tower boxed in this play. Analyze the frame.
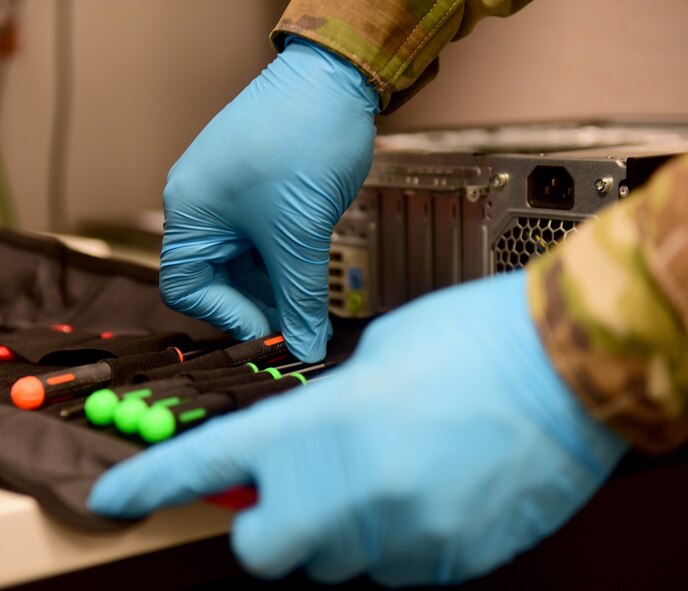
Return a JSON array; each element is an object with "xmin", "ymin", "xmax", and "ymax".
[{"xmin": 328, "ymin": 121, "xmax": 688, "ymax": 318}]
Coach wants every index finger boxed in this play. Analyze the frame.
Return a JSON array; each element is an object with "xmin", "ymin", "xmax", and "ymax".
[{"xmin": 87, "ymin": 413, "xmax": 257, "ymax": 519}]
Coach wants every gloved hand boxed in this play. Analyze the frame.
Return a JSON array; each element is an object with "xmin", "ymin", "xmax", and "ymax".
[
  {"xmin": 159, "ymin": 37, "xmax": 379, "ymax": 362},
  {"xmin": 88, "ymin": 270, "xmax": 628, "ymax": 587}
]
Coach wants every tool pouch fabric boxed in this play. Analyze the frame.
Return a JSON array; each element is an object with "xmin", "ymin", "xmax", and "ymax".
[
  {"xmin": 0, "ymin": 229, "xmax": 237, "ymax": 531},
  {"xmin": 0, "ymin": 229, "xmax": 362, "ymax": 534}
]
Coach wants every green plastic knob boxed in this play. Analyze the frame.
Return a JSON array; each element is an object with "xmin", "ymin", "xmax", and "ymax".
[
  {"xmin": 113, "ymin": 398, "xmax": 148, "ymax": 435},
  {"xmin": 84, "ymin": 389, "xmax": 119, "ymax": 426},
  {"xmin": 139, "ymin": 406, "xmax": 177, "ymax": 444}
]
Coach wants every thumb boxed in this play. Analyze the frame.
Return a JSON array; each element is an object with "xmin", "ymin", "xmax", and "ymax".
[{"xmin": 159, "ymin": 250, "xmax": 273, "ymax": 342}]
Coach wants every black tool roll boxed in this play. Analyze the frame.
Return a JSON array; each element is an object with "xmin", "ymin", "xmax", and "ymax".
[
  {"xmin": 0, "ymin": 228, "xmax": 363, "ymax": 534},
  {"xmin": 0, "ymin": 229, "xmax": 291, "ymax": 531}
]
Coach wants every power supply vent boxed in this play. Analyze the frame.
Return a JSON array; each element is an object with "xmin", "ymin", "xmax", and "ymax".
[{"xmin": 493, "ymin": 216, "xmax": 579, "ymax": 273}]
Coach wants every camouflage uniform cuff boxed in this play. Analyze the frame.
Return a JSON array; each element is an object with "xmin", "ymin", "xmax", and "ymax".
[
  {"xmin": 527, "ymin": 155, "xmax": 688, "ymax": 454},
  {"xmin": 270, "ymin": 0, "xmax": 467, "ymax": 112}
]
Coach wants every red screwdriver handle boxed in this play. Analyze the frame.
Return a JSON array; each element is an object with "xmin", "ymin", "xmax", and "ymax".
[{"xmin": 205, "ymin": 486, "xmax": 258, "ymax": 511}]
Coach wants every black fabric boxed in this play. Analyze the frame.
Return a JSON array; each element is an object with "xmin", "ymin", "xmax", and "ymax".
[
  {"xmin": 0, "ymin": 228, "xmax": 227, "ymax": 341},
  {"xmin": 0, "ymin": 230, "xmax": 233, "ymax": 530},
  {"xmin": 103, "ymin": 347, "xmax": 184, "ymax": 387},
  {"xmin": 39, "ymin": 331, "xmax": 191, "ymax": 364},
  {"xmin": 0, "ymin": 328, "xmax": 191, "ymax": 365},
  {"xmin": 0, "ymin": 327, "xmax": 103, "ymax": 362},
  {"xmin": 0, "ymin": 405, "xmax": 140, "ymax": 532}
]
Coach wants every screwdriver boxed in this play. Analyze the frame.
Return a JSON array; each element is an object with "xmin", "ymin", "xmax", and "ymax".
[
  {"xmin": 138, "ymin": 373, "xmax": 308, "ymax": 443},
  {"xmin": 138, "ymin": 361, "xmax": 338, "ymax": 443},
  {"xmin": 111, "ymin": 368, "xmax": 284, "ymax": 435},
  {"xmin": 80, "ymin": 359, "xmax": 304, "ymax": 426},
  {"xmin": 26, "ymin": 333, "xmax": 289, "ymax": 412},
  {"xmin": 10, "ymin": 347, "xmax": 184, "ymax": 410},
  {"xmin": 210, "ymin": 332, "xmax": 290, "ymax": 367},
  {"xmin": 81, "ymin": 362, "xmax": 264, "ymax": 426},
  {"xmin": 129, "ymin": 332, "xmax": 292, "ymax": 383}
]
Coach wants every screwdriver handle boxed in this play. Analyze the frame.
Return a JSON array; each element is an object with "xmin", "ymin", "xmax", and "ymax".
[
  {"xmin": 12, "ymin": 347, "xmax": 184, "ymax": 410},
  {"xmin": 138, "ymin": 374, "xmax": 307, "ymax": 443},
  {"xmin": 111, "ymin": 384, "xmax": 204, "ymax": 435},
  {"xmin": 180, "ymin": 363, "xmax": 259, "ymax": 382},
  {"xmin": 89, "ymin": 369, "xmax": 281, "ymax": 429},
  {"xmin": 224, "ymin": 333, "xmax": 290, "ymax": 367},
  {"xmin": 11, "ymin": 361, "xmax": 114, "ymax": 410},
  {"xmin": 138, "ymin": 392, "xmax": 236, "ymax": 442},
  {"xmin": 84, "ymin": 380, "xmax": 202, "ymax": 427},
  {"xmin": 114, "ymin": 367, "xmax": 278, "ymax": 410},
  {"xmin": 206, "ymin": 485, "xmax": 258, "ymax": 511},
  {"xmin": 92, "ymin": 376, "xmax": 194, "ymax": 403},
  {"xmin": 222, "ymin": 374, "xmax": 305, "ymax": 410},
  {"xmin": 193, "ymin": 368, "xmax": 280, "ymax": 393},
  {"xmin": 95, "ymin": 360, "xmax": 260, "ymax": 405}
]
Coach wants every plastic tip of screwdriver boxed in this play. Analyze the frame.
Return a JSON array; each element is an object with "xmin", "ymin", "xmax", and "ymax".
[
  {"xmin": 0, "ymin": 346, "xmax": 15, "ymax": 361},
  {"xmin": 10, "ymin": 376, "xmax": 46, "ymax": 410},
  {"xmin": 84, "ymin": 389, "xmax": 120, "ymax": 426},
  {"xmin": 113, "ymin": 398, "xmax": 149, "ymax": 435},
  {"xmin": 172, "ymin": 347, "xmax": 184, "ymax": 363},
  {"xmin": 138, "ymin": 405, "xmax": 176, "ymax": 443}
]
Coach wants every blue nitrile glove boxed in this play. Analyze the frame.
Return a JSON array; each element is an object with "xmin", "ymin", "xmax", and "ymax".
[
  {"xmin": 159, "ymin": 37, "xmax": 379, "ymax": 362},
  {"xmin": 88, "ymin": 270, "xmax": 628, "ymax": 587}
]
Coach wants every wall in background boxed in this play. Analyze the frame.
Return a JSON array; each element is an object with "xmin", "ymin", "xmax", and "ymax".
[
  {"xmin": 0, "ymin": 0, "xmax": 284, "ymax": 232},
  {"xmin": 1, "ymin": 0, "xmax": 687, "ymax": 233},
  {"xmin": 0, "ymin": 0, "xmax": 53, "ymax": 231},
  {"xmin": 380, "ymin": 0, "xmax": 688, "ymax": 132}
]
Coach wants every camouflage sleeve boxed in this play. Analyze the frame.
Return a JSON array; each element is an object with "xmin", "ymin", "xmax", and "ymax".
[
  {"xmin": 270, "ymin": 0, "xmax": 533, "ymax": 112},
  {"xmin": 527, "ymin": 154, "xmax": 688, "ymax": 453}
]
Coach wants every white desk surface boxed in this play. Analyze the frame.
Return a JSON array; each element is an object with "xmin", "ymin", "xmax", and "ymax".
[{"xmin": 0, "ymin": 488, "xmax": 234, "ymax": 588}]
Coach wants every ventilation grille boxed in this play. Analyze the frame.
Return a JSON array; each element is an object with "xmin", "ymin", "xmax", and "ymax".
[{"xmin": 493, "ymin": 216, "xmax": 579, "ymax": 273}]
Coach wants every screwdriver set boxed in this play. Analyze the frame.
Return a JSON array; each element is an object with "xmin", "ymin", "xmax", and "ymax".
[{"xmin": 0, "ymin": 229, "xmax": 356, "ymax": 531}]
